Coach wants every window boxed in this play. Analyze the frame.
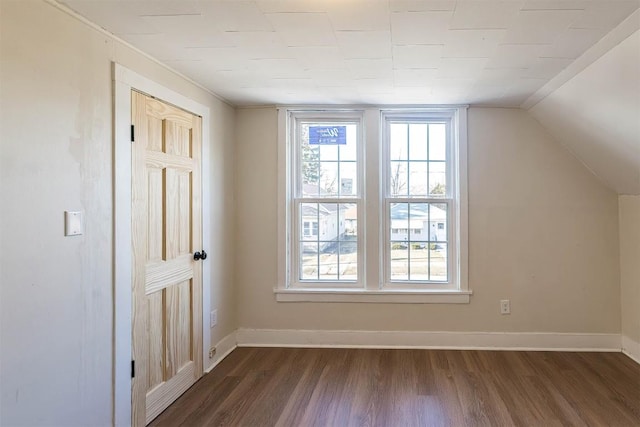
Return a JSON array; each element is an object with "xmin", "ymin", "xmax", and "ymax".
[
  {"xmin": 277, "ymin": 108, "xmax": 469, "ymax": 303},
  {"xmin": 291, "ymin": 113, "xmax": 362, "ymax": 285},
  {"xmin": 384, "ymin": 114, "xmax": 453, "ymax": 284}
]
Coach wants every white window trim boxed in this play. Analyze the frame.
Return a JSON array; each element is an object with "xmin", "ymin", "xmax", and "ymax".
[
  {"xmin": 275, "ymin": 106, "xmax": 470, "ymax": 304},
  {"xmin": 382, "ymin": 110, "xmax": 459, "ymax": 290},
  {"xmin": 289, "ymin": 110, "xmax": 365, "ymax": 288}
]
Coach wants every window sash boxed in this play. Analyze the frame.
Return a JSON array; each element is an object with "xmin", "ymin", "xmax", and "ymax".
[
  {"xmin": 290, "ymin": 112, "xmax": 364, "ymax": 288},
  {"xmin": 382, "ymin": 113, "xmax": 458, "ymax": 289}
]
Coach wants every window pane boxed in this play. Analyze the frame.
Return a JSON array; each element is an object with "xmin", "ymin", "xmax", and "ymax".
[
  {"xmin": 320, "ymin": 144, "xmax": 338, "ymax": 161},
  {"xmin": 318, "ymin": 203, "xmax": 337, "ymax": 239},
  {"xmin": 339, "ymin": 241, "xmax": 357, "ymax": 281},
  {"xmin": 429, "ymin": 123, "xmax": 446, "ymax": 161},
  {"xmin": 430, "ymin": 203, "xmax": 447, "ymax": 242},
  {"xmin": 339, "ymin": 162, "xmax": 357, "ymax": 196},
  {"xmin": 409, "ymin": 244, "xmax": 429, "ymax": 281},
  {"xmin": 390, "ymin": 242, "xmax": 408, "ymax": 281},
  {"xmin": 390, "ymin": 203, "xmax": 409, "ymax": 242},
  {"xmin": 320, "ymin": 162, "xmax": 339, "ymax": 195},
  {"xmin": 409, "ymin": 203, "xmax": 429, "ymax": 242},
  {"xmin": 339, "ymin": 125, "xmax": 358, "ymax": 161},
  {"xmin": 428, "ymin": 161, "xmax": 446, "ymax": 196},
  {"xmin": 319, "ymin": 245, "xmax": 338, "ymax": 281},
  {"xmin": 430, "ymin": 243, "xmax": 448, "ymax": 281},
  {"xmin": 409, "ymin": 124, "xmax": 428, "ymax": 160},
  {"xmin": 389, "ymin": 161, "xmax": 408, "ymax": 196},
  {"xmin": 301, "ymin": 122, "xmax": 358, "ymax": 199},
  {"xmin": 300, "ymin": 203, "xmax": 319, "ymax": 241},
  {"xmin": 390, "ymin": 123, "xmax": 408, "ymax": 160},
  {"xmin": 408, "ymin": 162, "xmax": 428, "ymax": 197},
  {"xmin": 300, "ymin": 202, "xmax": 357, "ymax": 282},
  {"xmin": 301, "ymin": 243, "xmax": 318, "ymax": 280},
  {"xmin": 301, "ymin": 139, "xmax": 320, "ymax": 195}
]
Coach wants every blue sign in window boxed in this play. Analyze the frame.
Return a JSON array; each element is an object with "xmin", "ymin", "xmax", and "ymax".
[{"xmin": 309, "ymin": 126, "xmax": 347, "ymax": 145}]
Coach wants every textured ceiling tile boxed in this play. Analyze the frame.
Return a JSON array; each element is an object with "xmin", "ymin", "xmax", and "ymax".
[
  {"xmin": 571, "ymin": 1, "xmax": 640, "ymax": 29},
  {"xmin": 503, "ymin": 9, "xmax": 583, "ymax": 44},
  {"xmin": 476, "ymin": 68, "xmax": 525, "ymax": 85},
  {"xmin": 60, "ymin": 2, "xmax": 158, "ymax": 35},
  {"xmin": 265, "ymin": 13, "xmax": 337, "ymax": 46},
  {"xmin": 540, "ymin": 28, "xmax": 607, "ymax": 58},
  {"xmin": 255, "ymin": 0, "xmax": 329, "ymax": 14},
  {"xmin": 267, "ymin": 78, "xmax": 316, "ymax": 89},
  {"xmin": 487, "ymin": 44, "xmax": 547, "ymax": 68},
  {"xmin": 326, "ymin": 1, "xmax": 390, "ymax": 31},
  {"xmin": 181, "ymin": 48, "xmax": 253, "ymax": 70},
  {"xmin": 224, "ymin": 31, "xmax": 287, "ymax": 49},
  {"xmin": 450, "ymin": 1, "xmax": 523, "ymax": 30},
  {"xmin": 390, "ymin": 1, "xmax": 456, "ymax": 12},
  {"xmin": 199, "ymin": 1, "xmax": 273, "ymax": 32},
  {"xmin": 390, "ymin": 11, "xmax": 453, "ymax": 44},
  {"xmin": 442, "ymin": 29, "xmax": 506, "ymax": 58},
  {"xmin": 346, "ymin": 59, "xmax": 394, "ymax": 79},
  {"xmin": 437, "ymin": 58, "xmax": 489, "ymax": 78},
  {"xmin": 307, "ymin": 68, "xmax": 354, "ymax": 86},
  {"xmin": 522, "ymin": 57, "xmax": 574, "ymax": 78},
  {"xmin": 521, "ymin": 0, "xmax": 587, "ymax": 10},
  {"xmin": 394, "ymin": 68, "xmax": 438, "ymax": 86},
  {"xmin": 335, "ymin": 31, "xmax": 393, "ymax": 59},
  {"xmin": 392, "ymin": 44, "xmax": 442, "ymax": 69},
  {"xmin": 289, "ymin": 46, "xmax": 347, "ymax": 69},
  {"xmin": 249, "ymin": 58, "xmax": 305, "ymax": 78}
]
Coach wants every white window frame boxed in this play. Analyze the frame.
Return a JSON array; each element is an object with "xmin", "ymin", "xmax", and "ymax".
[
  {"xmin": 275, "ymin": 107, "xmax": 470, "ymax": 303},
  {"xmin": 289, "ymin": 110, "xmax": 365, "ymax": 289},
  {"xmin": 382, "ymin": 110, "xmax": 459, "ymax": 291}
]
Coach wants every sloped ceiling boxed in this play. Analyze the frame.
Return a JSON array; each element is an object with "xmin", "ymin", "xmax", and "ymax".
[{"xmin": 529, "ymin": 22, "xmax": 640, "ymax": 195}]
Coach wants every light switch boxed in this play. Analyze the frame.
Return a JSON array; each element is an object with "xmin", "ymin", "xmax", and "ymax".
[{"xmin": 65, "ymin": 211, "xmax": 83, "ymax": 236}]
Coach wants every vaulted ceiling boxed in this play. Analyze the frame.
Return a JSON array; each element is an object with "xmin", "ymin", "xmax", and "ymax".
[{"xmin": 61, "ymin": 0, "xmax": 640, "ymax": 107}]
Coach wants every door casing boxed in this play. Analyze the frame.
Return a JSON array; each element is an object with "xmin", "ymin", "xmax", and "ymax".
[{"xmin": 113, "ymin": 63, "xmax": 212, "ymax": 427}]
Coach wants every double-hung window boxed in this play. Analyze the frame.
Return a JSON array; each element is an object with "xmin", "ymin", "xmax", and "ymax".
[
  {"xmin": 277, "ymin": 107, "xmax": 469, "ymax": 303},
  {"xmin": 383, "ymin": 112, "xmax": 460, "ymax": 289},
  {"xmin": 290, "ymin": 112, "xmax": 363, "ymax": 287}
]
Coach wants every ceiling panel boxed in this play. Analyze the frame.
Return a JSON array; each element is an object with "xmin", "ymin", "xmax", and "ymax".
[
  {"xmin": 61, "ymin": 0, "xmax": 640, "ymax": 106},
  {"xmin": 265, "ymin": 13, "xmax": 337, "ymax": 47}
]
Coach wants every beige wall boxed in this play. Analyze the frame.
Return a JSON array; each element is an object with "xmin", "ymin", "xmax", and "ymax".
[
  {"xmin": 235, "ymin": 107, "xmax": 621, "ymax": 334},
  {"xmin": 0, "ymin": 1, "xmax": 235, "ymax": 425},
  {"xmin": 619, "ymin": 195, "xmax": 640, "ymax": 349}
]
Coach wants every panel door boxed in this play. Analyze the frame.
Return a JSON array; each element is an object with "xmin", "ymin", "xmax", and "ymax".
[{"xmin": 131, "ymin": 91, "xmax": 203, "ymax": 426}]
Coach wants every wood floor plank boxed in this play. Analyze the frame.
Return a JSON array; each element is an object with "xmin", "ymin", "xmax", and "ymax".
[{"xmin": 149, "ymin": 348, "xmax": 640, "ymax": 427}]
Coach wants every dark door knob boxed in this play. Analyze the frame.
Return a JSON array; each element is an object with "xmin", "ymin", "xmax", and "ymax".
[{"xmin": 194, "ymin": 250, "xmax": 207, "ymax": 261}]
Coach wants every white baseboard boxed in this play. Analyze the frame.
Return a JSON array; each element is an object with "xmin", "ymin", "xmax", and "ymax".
[
  {"xmin": 622, "ymin": 335, "xmax": 640, "ymax": 364},
  {"xmin": 236, "ymin": 328, "xmax": 621, "ymax": 352},
  {"xmin": 204, "ymin": 331, "xmax": 237, "ymax": 373}
]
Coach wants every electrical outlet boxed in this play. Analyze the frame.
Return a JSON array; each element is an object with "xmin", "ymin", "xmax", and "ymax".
[
  {"xmin": 210, "ymin": 310, "xmax": 218, "ymax": 328},
  {"xmin": 500, "ymin": 299, "xmax": 511, "ymax": 315},
  {"xmin": 208, "ymin": 347, "xmax": 216, "ymax": 359}
]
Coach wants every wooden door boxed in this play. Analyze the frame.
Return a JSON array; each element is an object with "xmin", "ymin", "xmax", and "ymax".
[{"xmin": 131, "ymin": 91, "xmax": 203, "ymax": 426}]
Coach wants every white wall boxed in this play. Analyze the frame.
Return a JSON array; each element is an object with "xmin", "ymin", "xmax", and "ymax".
[
  {"xmin": 529, "ymin": 29, "xmax": 640, "ymax": 195},
  {"xmin": 0, "ymin": 1, "xmax": 236, "ymax": 425},
  {"xmin": 235, "ymin": 107, "xmax": 621, "ymax": 334},
  {"xmin": 619, "ymin": 195, "xmax": 640, "ymax": 360}
]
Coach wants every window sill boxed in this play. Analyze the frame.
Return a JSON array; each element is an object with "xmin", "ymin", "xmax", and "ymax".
[{"xmin": 274, "ymin": 288, "xmax": 472, "ymax": 304}]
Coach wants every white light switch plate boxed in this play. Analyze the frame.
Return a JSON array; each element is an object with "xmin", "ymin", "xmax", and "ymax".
[{"xmin": 65, "ymin": 211, "xmax": 83, "ymax": 236}]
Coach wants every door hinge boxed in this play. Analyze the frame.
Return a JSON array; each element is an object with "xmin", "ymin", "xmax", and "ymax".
[
  {"xmin": 131, "ymin": 124, "xmax": 135, "ymax": 142},
  {"xmin": 131, "ymin": 360, "xmax": 135, "ymax": 378}
]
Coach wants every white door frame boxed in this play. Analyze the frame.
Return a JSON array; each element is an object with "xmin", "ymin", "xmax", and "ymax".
[{"xmin": 113, "ymin": 63, "xmax": 212, "ymax": 426}]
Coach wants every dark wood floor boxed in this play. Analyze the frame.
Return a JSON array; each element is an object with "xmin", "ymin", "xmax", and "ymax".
[{"xmin": 150, "ymin": 347, "xmax": 640, "ymax": 427}]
